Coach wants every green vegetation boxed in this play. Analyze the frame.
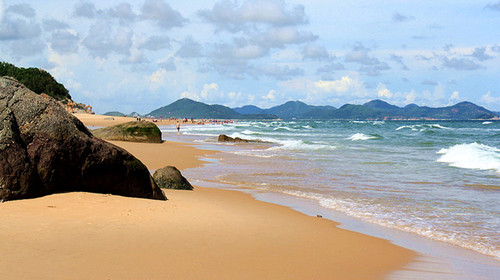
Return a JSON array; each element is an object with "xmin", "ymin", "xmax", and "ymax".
[{"xmin": 0, "ymin": 62, "xmax": 70, "ymax": 100}]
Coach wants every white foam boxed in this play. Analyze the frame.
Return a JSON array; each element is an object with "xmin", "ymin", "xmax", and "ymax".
[
  {"xmin": 241, "ymin": 129, "xmax": 260, "ymax": 135},
  {"xmin": 280, "ymin": 189, "xmax": 500, "ymax": 260},
  {"xmin": 482, "ymin": 121, "xmax": 493, "ymax": 125},
  {"xmin": 348, "ymin": 133, "xmax": 377, "ymax": 141},
  {"xmin": 437, "ymin": 143, "xmax": 500, "ymax": 173},
  {"xmin": 273, "ymin": 126, "xmax": 295, "ymax": 131},
  {"xmin": 266, "ymin": 139, "xmax": 335, "ymax": 151},
  {"xmin": 396, "ymin": 124, "xmax": 451, "ymax": 132}
]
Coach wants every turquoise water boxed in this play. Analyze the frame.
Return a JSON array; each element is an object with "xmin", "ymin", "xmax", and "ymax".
[{"xmin": 160, "ymin": 120, "xmax": 500, "ymax": 263}]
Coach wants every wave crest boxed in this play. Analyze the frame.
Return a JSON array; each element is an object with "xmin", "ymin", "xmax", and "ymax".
[{"xmin": 437, "ymin": 143, "xmax": 500, "ymax": 174}]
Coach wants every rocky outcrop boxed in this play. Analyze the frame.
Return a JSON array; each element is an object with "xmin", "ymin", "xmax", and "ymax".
[
  {"xmin": 218, "ymin": 134, "xmax": 251, "ymax": 143},
  {"xmin": 153, "ymin": 166, "xmax": 193, "ymax": 190},
  {"xmin": 218, "ymin": 134, "xmax": 267, "ymax": 143},
  {"xmin": 0, "ymin": 76, "xmax": 166, "ymax": 201},
  {"xmin": 92, "ymin": 121, "xmax": 162, "ymax": 143}
]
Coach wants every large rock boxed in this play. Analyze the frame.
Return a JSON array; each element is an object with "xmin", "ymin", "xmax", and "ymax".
[
  {"xmin": 218, "ymin": 134, "xmax": 267, "ymax": 143},
  {"xmin": 153, "ymin": 166, "xmax": 193, "ymax": 190},
  {"xmin": 0, "ymin": 76, "xmax": 166, "ymax": 201},
  {"xmin": 92, "ymin": 121, "xmax": 162, "ymax": 143},
  {"xmin": 218, "ymin": 134, "xmax": 250, "ymax": 143}
]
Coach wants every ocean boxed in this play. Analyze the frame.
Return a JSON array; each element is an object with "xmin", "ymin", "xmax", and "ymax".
[{"xmin": 159, "ymin": 119, "xmax": 500, "ymax": 277}]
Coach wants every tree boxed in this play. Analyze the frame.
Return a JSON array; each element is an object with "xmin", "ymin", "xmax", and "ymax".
[{"xmin": 0, "ymin": 61, "xmax": 71, "ymax": 100}]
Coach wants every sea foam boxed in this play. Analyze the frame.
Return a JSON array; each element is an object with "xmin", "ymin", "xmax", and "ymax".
[
  {"xmin": 348, "ymin": 133, "xmax": 377, "ymax": 141},
  {"xmin": 396, "ymin": 123, "xmax": 451, "ymax": 132},
  {"xmin": 437, "ymin": 143, "xmax": 500, "ymax": 173}
]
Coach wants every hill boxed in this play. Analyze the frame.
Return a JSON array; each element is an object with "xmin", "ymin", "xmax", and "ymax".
[
  {"xmin": 324, "ymin": 100, "xmax": 497, "ymax": 120},
  {"xmin": 104, "ymin": 111, "xmax": 126, "ymax": 117},
  {"xmin": 146, "ymin": 98, "xmax": 497, "ymax": 120},
  {"xmin": 0, "ymin": 61, "xmax": 70, "ymax": 100},
  {"xmin": 148, "ymin": 98, "xmax": 241, "ymax": 119},
  {"xmin": 263, "ymin": 101, "xmax": 332, "ymax": 119},
  {"xmin": 232, "ymin": 105, "xmax": 264, "ymax": 114}
]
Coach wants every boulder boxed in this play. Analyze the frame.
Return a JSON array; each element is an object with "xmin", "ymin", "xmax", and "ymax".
[
  {"xmin": 218, "ymin": 134, "xmax": 250, "ymax": 143},
  {"xmin": 0, "ymin": 76, "xmax": 166, "ymax": 201},
  {"xmin": 153, "ymin": 166, "xmax": 193, "ymax": 190},
  {"xmin": 218, "ymin": 134, "xmax": 267, "ymax": 143},
  {"xmin": 0, "ymin": 108, "xmax": 42, "ymax": 199},
  {"xmin": 92, "ymin": 121, "xmax": 162, "ymax": 143}
]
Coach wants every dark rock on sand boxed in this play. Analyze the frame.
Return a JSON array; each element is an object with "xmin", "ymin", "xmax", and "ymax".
[
  {"xmin": 218, "ymin": 134, "xmax": 251, "ymax": 143},
  {"xmin": 0, "ymin": 108, "xmax": 42, "ymax": 199},
  {"xmin": 218, "ymin": 134, "xmax": 267, "ymax": 143},
  {"xmin": 92, "ymin": 121, "xmax": 162, "ymax": 143},
  {"xmin": 153, "ymin": 166, "xmax": 193, "ymax": 190},
  {"xmin": 0, "ymin": 76, "xmax": 166, "ymax": 201}
]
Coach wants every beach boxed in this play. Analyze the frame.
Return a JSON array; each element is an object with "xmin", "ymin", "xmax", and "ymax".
[{"xmin": 0, "ymin": 114, "xmax": 416, "ymax": 279}]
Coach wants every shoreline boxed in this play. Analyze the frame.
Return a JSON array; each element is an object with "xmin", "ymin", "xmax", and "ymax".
[
  {"xmin": 157, "ymin": 117, "xmax": 500, "ymax": 278},
  {"xmin": 0, "ymin": 114, "xmax": 416, "ymax": 279}
]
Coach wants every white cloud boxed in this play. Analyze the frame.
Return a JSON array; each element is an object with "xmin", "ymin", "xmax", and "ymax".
[
  {"xmin": 450, "ymin": 91, "xmax": 460, "ymax": 100},
  {"xmin": 198, "ymin": 0, "xmax": 307, "ymax": 32},
  {"xmin": 228, "ymin": 91, "xmax": 242, "ymax": 99},
  {"xmin": 6, "ymin": 3, "xmax": 36, "ymax": 18},
  {"xmin": 200, "ymin": 83, "xmax": 219, "ymax": 99},
  {"xmin": 314, "ymin": 76, "xmax": 366, "ymax": 96},
  {"xmin": 150, "ymin": 69, "xmax": 166, "ymax": 83},
  {"xmin": 253, "ymin": 26, "xmax": 317, "ymax": 48},
  {"xmin": 149, "ymin": 69, "xmax": 168, "ymax": 91},
  {"xmin": 423, "ymin": 83, "xmax": 446, "ymax": 102},
  {"xmin": 302, "ymin": 44, "xmax": 330, "ymax": 60},
  {"xmin": 49, "ymin": 30, "xmax": 79, "ymax": 55},
  {"xmin": 180, "ymin": 91, "xmax": 200, "ymax": 101},
  {"xmin": 141, "ymin": 0, "xmax": 187, "ymax": 29},
  {"xmin": 405, "ymin": 90, "xmax": 416, "ymax": 103},
  {"xmin": 258, "ymin": 64, "xmax": 303, "ymax": 80},
  {"xmin": 263, "ymin": 89, "xmax": 276, "ymax": 100},
  {"xmin": 82, "ymin": 21, "xmax": 133, "ymax": 58},
  {"xmin": 232, "ymin": 44, "xmax": 266, "ymax": 59},
  {"xmin": 481, "ymin": 91, "xmax": 500, "ymax": 104},
  {"xmin": 377, "ymin": 84, "xmax": 392, "ymax": 98}
]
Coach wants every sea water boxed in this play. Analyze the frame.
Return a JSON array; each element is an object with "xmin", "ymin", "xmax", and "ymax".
[{"xmin": 160, "ymin": 120, "xmax": 500, "ymax": 276}]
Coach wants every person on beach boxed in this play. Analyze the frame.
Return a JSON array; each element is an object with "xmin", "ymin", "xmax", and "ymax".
[{"xmin": 176, "ymin": 121, "xmax": 180, "ymax": 135}]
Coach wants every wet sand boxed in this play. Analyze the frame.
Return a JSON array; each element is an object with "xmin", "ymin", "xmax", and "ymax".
[{"xmin": 0, "ymin": 114, "xmax": 417, "ymax": 279}]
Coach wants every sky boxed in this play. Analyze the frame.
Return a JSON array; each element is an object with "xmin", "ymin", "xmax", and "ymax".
[{"xmin": 1, "ymin": 0, "xmax": 500, "ymax": 114}]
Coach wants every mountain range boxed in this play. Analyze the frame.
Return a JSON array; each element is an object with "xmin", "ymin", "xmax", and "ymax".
[{"xmin": 135, "ymin": 98, "xmax": 499, "ymax": 120}]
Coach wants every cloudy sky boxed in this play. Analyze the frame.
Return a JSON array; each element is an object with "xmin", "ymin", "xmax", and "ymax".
[{"xmin": 1, "ymin": 0, "xmax": 500, "ymax": 114}]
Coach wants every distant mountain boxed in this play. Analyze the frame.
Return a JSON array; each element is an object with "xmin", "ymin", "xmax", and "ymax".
[
  {"xmin": 104, "ymin": 111, "xmax": 125, "ymax": 117},
  {"xmin": 232, "ymin": 105, "xmax": 264, "ymax": 114},
  {"xmin": 146, "ymin": 98, "xmax": 497, "ymax": 120},
  {"xmin": 147, "ymin": 98, "xmax": 240, "ymax": 119},
  {"xmin": 262, "ymin": 101, "xmax": 336, "ymax": 119},
  {"xmin": 127, "ymin": 112, "xmax": 142, "ymax": 118},
  {"xmin": 147, "ymin": 98, "xmax": 276, "ymax": 119},
  {"xmin": 324, "ymin": 100, "xmax": 497, "ymax": 120}
]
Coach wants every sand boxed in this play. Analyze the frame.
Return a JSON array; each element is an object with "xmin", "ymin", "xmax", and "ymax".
[
  {"xmin": 0, "ymin": 114, "xmax": 417, "ymax": 279},
  {"xmin": 75, "ymin": 113, "xmax": 187, "ymax": 128}
]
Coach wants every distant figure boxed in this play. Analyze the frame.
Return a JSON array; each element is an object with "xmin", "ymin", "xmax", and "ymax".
[{"xmin": 176, "ymin": 121, "xmax": 180, "ymax": 135}]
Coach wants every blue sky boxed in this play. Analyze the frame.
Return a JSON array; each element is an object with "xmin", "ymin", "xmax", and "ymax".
[{"xmin": 1, "ymin": 0, "xmax": 500, "ymax": 114}]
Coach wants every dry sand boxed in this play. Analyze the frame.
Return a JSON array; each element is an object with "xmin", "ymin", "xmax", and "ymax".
[
  {"xmin": 0, "ymin": 114, "xmax": 417, "ymax": 279},
  {"xmin": 75, "ymin": 113, "xmax": 184, "ymax": 128}
]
